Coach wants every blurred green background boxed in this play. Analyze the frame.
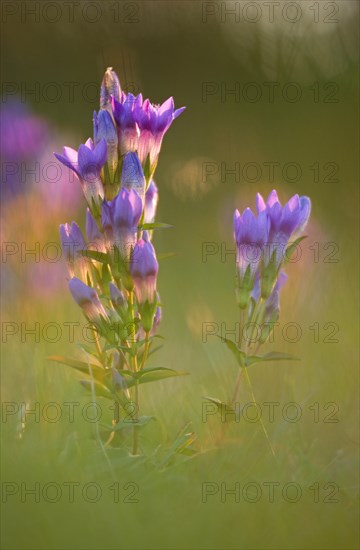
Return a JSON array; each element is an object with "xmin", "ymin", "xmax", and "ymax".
[{"xmin": 1, "ymin": 1, "xmax": 359, "ymax": 549}]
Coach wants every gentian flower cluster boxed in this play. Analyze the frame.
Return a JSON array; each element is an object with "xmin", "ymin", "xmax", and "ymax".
[
  {"xmin": 234, "ymin": 190, "xmax": 311, "ymax": 314},
  {"xmin": 53, "ymin": 68, "xmax": 185, "ymax": 455},
  {"xmin": 205, "ymin": 190, "xmax": 311, "ymax": 451}
]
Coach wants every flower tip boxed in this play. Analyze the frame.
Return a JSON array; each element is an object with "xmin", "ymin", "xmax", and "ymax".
[
  {"xmin": 174, "ymin": 106, "xmax": 186, "ymax": 119},
  {"xmin": 267, "ymin": 189, "xmax": 279, "ymax": 206},
  {"xmin": 101, "ymin": 67, "xmax": 121, "ymax": 107},
  {"xmin": 286, "ymin": 193, "xmax": 300, "ymax": 212},
  {"xmin": 59, "ymin": 223, "xmax": 67, "ymax": 235},
  {"xmin": 70, "ymin": 220, "xmax": 80, "ymax": 231},
  {"xmin": 256, "ymin": 192, "xmax": 266, "ymax": 212},
  {"xmin": 300, "ymin": 195, "xmax": 311, "ymax": 209},
  {"xmin": 243, "ymin": 206, "xmax": 254, "ymax": 218}
]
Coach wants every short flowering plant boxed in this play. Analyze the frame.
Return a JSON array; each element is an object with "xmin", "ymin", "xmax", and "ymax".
[
  {"xmin": 50, "ymin": 68, "xmax": 187, "ymax": 456},
  {"xmin": 205, "ymin": 190, "xmax": 311, "ymax": 454}
]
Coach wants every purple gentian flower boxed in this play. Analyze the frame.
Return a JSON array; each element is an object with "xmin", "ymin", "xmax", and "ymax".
[
  {"xmin": 130, "ymin": 231, "xmax": 158, "ymax": 305},
  {"xmin": 54, "ymin": 138, "xmax": 107, "ymax": 216},
  {"xmin": 264, "ymin": 271, "xmax": 288, "ymax": 320},
  {"xmin": 100, "ymin": 67, "xmax": 121, "ymax": 109},
  {"xmin": 86, "ymin": 208, "xmax": 106, "ymax": 254},
  {"xmin": 137, "ymin": 291, "xmax": 162, "ymax": 340},
  {"xmin": 93, "ymin": 110, "xmax": 118, "ymax": 182},
  {"xmin": 151, "ymin": 295, "xmax": 162, "ymax": 336},
  {"xmin": 120, "ymin": 152, "xmax": 146, "ymax": 204},
  {"xmin": 109, "ymin": 282, "xmax": 127, "ymax": 311},
  {"xmin": 112, "ymin": 93, "xmax": 142, "ymax": 155},
  {"xmin": 234, "ymin": 207, "xmax": 269, "ymax": 281},
  {"xmin": 59, "ymin": 222, "xmax": 87, "ymax": 279},
  {"xmin": 251, "ymin": 271, "xmax": 288, "ymax": 321},
  {"xmin": 256, "ymin": 190, "xmax": 311, "ymax": 267},
  {"xmin": 144, "ymin": 180, "xmax": 158, "ymax": 224},
  {"xmin": 68, "ymin": 277, "xmax": 109, "ymax": 323},
  {"xmin": 112, "ymin": 352, "xmax": 130, "ymax": 394},
  {"xmin": 102, "ymin": 187, "xmax": 143, "ymax": 257},
  {"xmin": 135, "ymin": 96, "xmax": 185, "ymax": 174}
]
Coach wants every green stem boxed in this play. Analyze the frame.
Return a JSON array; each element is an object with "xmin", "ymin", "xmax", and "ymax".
[
  {"xmin": 131, "ymin": 331, "xmax": 151, "ymax": 455},
  {"xmin": 231, "ymin": 309, "xmax": 247, "ymax": 406},
  {"xmin": 231, "ymin": 369, "xmax": 243, "ymax": 406},
  {"xmin": 87, "ymin": 358, "xmax": 116, "ymax": 480},
  {"xmin": 242, "ymin": 366, "xmax": 276, "ymax": 458},
  {"xmin": 247, "ymin": 298, "xmax": 265, "ymax": 349},
  {"xmin": 93, "ymin": 329, "xmax": 105, "ymax": 366},
  {"xmin": 140, "ymin": 331, "xmax": 150, "ymax": 371},
  {"xmin": 132, "ymin": 382, "xmax": 140, "ymax": 455},
  {"xmin": 127, "ymin": 290, "xmax": 141, "ymax": 455}
]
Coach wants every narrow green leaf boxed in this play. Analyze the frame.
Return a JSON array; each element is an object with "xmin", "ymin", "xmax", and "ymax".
[
  {"xmin": 106, "ymin": 367, "xmax": 188, "ymax": 389},
  {"xmin": 143, "ymin": 154, "xmax": 152, "ymax": 183},
  {"xmin": 284, "ymin": 236, "xmax": 307, "ymax": 264},
  {"xmin": 116, "ymin": 369, "xmax": 135, "ymax": 379},
  {"xmin": 203, "ymin": 396, "xmax": 225, "ymax": 408},
  {"xmin": 109, "ymin": 415, "xmax": 156, "ymax": 432},
  {"xmin": 139, "ymin": 222, "xmax": 173, "ymax": 230},
  {"xmin": 48, "ymin": 355, "xmax": 104, "ymax": 377},
  {"xmin": 80, "ymin": 250, "xmax": 110, "ymax": 264},
  {"xmin": 159, "ymin": 422, "xmax": 196, "ymax": 467},
  {"xmin": 157, "ymin": 252, "xmax": 176, "ymax": 261},
  {"xmin": 80, "ymin": 379, "xmax": 113, "ymax": 399},
  {"xmin": 75, "ymin": 344, "xmax": 100, "ymax": 361},
  {"xmin": 216, "ymin": 336, "xmax": 245, "ymax": 367},
  {"xmin": 203, "ymin": 396, "xmax": 237, "ymax": 421},
  {"xmin": 203, "ymin": 396, "xmax": 228, "ymax": 413},
  {"xmin": 245, "ymin": 351, "xmax": 300, "ymax": 367},
  {"xmin": 146, "ymin": 344, "xmax": 163, "ymax": 358},
  {"xmin": 135, "ymin": 367, "xmax": 189, "ymax": 386}
]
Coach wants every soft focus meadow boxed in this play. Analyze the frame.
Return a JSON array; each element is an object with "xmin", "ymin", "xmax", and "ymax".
[{"xmin": 1, "ymin": 2, "xmax": 359, "ymax": 549}]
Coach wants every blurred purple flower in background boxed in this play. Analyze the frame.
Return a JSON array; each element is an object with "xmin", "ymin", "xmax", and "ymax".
[
  {"xmin": 1, "ymin": 99, "xmax": 85, "ymax": 304},
  {"xmin": 0, "ymin": 99, "xmax": 49, "ymax": 199}
]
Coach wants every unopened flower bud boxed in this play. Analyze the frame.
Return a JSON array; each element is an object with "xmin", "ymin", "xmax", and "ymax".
[
  {"xmin": 121, "ymin": 152, "xmax": 146, "ymax": 205},
  {"xmin": 100, "ymin": 67, "xmax": 121, "ymax": 110},
  {"xmin": 93, "ymin": 110, "xmax": 118, "ymax": 191}
]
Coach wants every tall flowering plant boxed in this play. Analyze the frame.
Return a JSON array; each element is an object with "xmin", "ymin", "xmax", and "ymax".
[
  {"xmin": 206, "ymin": 190, "xmax": 311, "ymax": 454},
  {"xmin": 50, "ymin": 68, "xmax": 186, "ymax": 456}
]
